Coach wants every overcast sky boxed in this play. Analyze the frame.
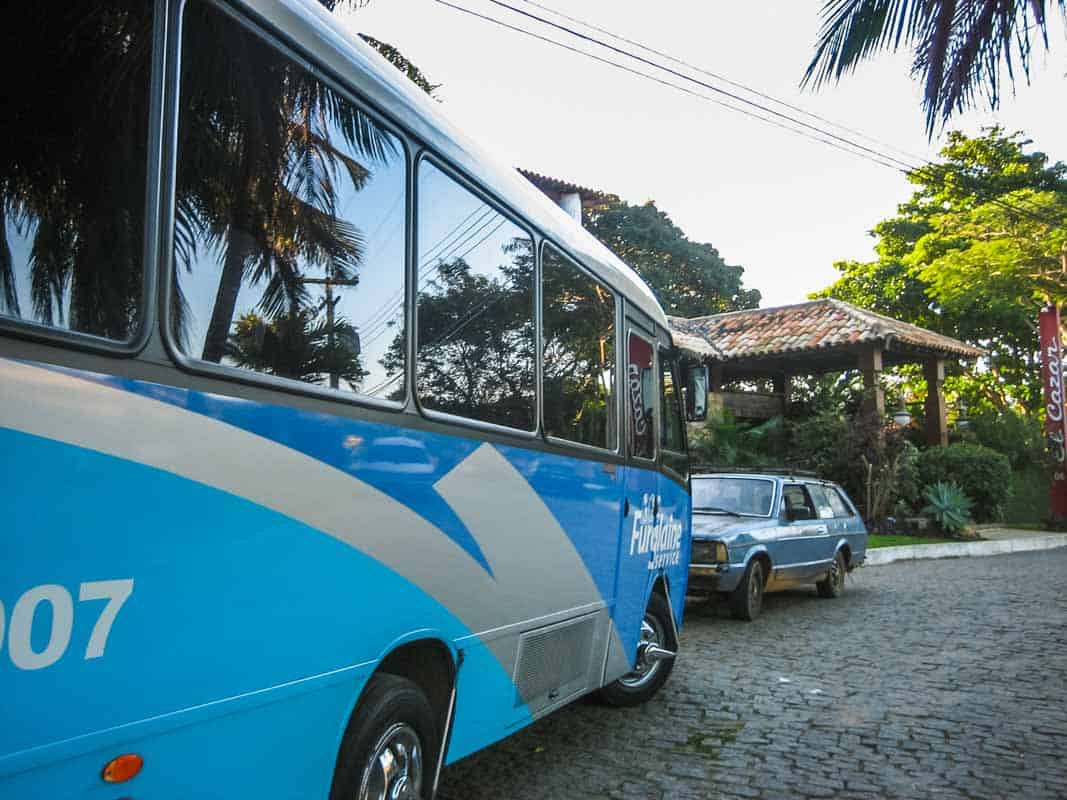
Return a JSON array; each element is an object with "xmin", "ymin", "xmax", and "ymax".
[{"xmin": 340, "ymin": 0, "xmax": 1066, "ymax": 308}]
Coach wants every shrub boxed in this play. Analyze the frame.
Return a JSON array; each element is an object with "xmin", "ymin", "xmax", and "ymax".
[
  {"xmin": 916, "ymin": 443, "xmax": 1012, "ymax": 522},
  {"xmin": 688, "ymin": 408, "xmax": 784, "ymax": 468},
  {"xmin": 921, "ymin": 481, "xmax": 974, "ymax": 535},
  {"xmin": 967, "ymin": 409, "xmax": 1044, "ymax": 470}
]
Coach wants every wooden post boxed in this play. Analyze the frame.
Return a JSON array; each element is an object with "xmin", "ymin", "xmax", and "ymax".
[
  {"xmin": 709, "ymin": 363, "xmax": 724, "ymax": 393},
  {"xmin": 772, "ymin": 373, "xmax": 791, "ymax": 416},
  {"xmin": 857, "ymin": 345, "xmax": 885, "ymax": 418},
  {"xmin": 924, "ymin": 357, "xmax": 948, "ymax": 447}
]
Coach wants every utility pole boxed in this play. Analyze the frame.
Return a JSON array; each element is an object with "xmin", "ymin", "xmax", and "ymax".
[{"xmin": 300, "ymin": 269, "xmax": 359, "ymax": 389}]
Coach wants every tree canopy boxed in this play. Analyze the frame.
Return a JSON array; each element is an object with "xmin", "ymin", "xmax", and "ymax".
[
  {"xmin": 584, "ymin": 197, "xmax": 760, "ymax": 318},
  {"xmin": 803, "ymin": 0, "xmax": 1067, "ymax": 136},
  {"xmin": 813, "ymin": 128, "xmax": 1067, "ymax": 413}
]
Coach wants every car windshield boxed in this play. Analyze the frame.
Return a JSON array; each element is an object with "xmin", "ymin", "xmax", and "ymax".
[{"xmin": 692, "ymin": 477, "xmax": 774, "ymax": 516}]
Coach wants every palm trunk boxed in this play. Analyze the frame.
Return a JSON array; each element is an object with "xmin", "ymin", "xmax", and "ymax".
[{"xmin": 202, "ymin": 222, "xmax": 253, "ymax": 363}]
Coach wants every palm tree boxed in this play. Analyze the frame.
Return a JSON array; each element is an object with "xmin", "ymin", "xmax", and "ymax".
[
  {"xmin": 802, "ymin": 0, "xmax": 1066, "ymax": 136},
  {"xmin": 0, "ymin": 0, "xmax": 396, "ymax": 354},
  {"xmin": 175, "ymin": 0, "xmax": 392, "ymax": 362}
]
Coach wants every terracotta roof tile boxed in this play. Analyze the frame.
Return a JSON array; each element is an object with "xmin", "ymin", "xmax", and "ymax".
[{"xmin": 669, "ymin": 299, "xmax": 984, "ymax": 361}]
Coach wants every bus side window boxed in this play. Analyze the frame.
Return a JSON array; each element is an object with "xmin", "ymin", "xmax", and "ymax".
[
  {"xmin": 172, "ymin": 0, "xmax": 407, "ymax": 400},
  {"xmin": 659, "ymin": 354, "xmax": 685, "ymax": 453},
  {"xmin": 415, "ymin": 160, "xmax": 535, "ymax": 431},
  {"xmin": 627, "ymin": 333, "xmax": 655, "ymax": 459},
  {"xmin": 1, "ymin": 4, "xmax": 152, "ymax": 343},
  {"xmin": 542, "ymin": 243, "xmax": 617, "ymax": 450}
]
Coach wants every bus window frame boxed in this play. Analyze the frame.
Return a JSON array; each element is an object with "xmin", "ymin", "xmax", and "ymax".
[
  {"xmin": 0, "ymin": 0, "xmax": 167, "ymax": 359},
  {"xmin": 625, "ymin": 325, "xmax": 658, "ymax": 465},
  {"xmin": 411, "ymin": 151, "xmax": 541, "ymax": 441},
  {"xmin": 158, "ymin": 0, "xmax": 412, "ymax": 414},
  {"xmin": 539, "ymin": 237, "xmax": 621, "ymax": 457}
]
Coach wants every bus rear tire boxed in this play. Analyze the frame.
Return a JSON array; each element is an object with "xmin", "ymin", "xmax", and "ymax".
[
  {"xmin": 596, "ymin": 592, "xmax": 675, "ymax": 707},
  {"xmin": 329, "ymin": 674, "xmax": 439, "ymax": 800}
]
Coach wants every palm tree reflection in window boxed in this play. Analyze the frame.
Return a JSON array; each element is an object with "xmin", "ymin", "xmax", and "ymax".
[
  {"xmin": 0, "ymin": 4, "xmax": 155, "ymax": 340},
  {"xmin": 172, "ymin": 0, "xmax": 405, "ymax": 396}
]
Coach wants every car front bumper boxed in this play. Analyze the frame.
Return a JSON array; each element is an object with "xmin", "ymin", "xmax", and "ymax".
[{"xmin": 688, "ymin": 562, "xmax": 744, "ymax": 594}]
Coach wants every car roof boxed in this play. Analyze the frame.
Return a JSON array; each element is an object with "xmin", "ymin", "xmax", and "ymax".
[{"xmin": 692, "ymin": 473, "xmax": 845, "ymax": 489}]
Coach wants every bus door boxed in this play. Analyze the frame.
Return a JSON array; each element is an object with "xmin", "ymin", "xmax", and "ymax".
[
  {"xmin": 611, "ymin": 327, "xmax": 661, "ymax": 671},
  {"xmin": 655, "ymin": 341, "xmax": 691, "ymax": 617}
]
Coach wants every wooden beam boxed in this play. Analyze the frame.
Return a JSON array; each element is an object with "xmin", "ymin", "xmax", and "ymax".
[
  {"xmin": 857, "ymin": 344, "xmax": 885, "ymax": 418},
  {"xmin": 924, "ymin": 357, "xmax": 948, "ymax": 447}
]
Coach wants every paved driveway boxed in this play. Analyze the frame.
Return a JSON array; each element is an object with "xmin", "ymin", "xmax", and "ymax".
[{"xmin": 439, "ymin": 548, "xmax": 1067, "ymax": 799}]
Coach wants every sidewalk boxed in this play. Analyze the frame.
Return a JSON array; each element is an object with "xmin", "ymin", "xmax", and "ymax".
[{"xmin": 866, "ymin": 528, "xmax": 1067, "ymax": 566}]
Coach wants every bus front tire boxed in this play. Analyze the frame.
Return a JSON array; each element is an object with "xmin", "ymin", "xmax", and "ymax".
[
  {"xmin": 597, "ymin": 592, "xmax": 675, "ymax": 707},
  {"xmin": 329, "ymin": 674, "xmax": 439, "ymax": 800}
]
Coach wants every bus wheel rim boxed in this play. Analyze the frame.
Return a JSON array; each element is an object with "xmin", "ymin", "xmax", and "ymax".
[
  {"xmin": 619, "ymin": 614, "xmax": 665, "ymax": 689},
  {"xmin": 359, "ymin": 722, "xmax": 423, "ymax": 800}
]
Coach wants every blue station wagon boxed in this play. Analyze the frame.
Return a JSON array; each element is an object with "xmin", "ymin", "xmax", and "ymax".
[{"xmin": 687, "ymin": 472, "xmax": 868, "ymax": 620}]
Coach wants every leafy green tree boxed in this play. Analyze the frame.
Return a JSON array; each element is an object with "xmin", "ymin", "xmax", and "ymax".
[
  {"xmin": 584, "ymin": 198, "xmax": 760, "ymax": 317},
  {"xmin": 384, "ymin": 246, "xmax": 536, "ymax": 428},
  {"xmin": 359, "ymin": 35, "xmax": 440, "ymax": 96},
  {"xmin": 803, "ymin": 0, "xmax": 1067, "ymax": 135},
  {"xmin": 814, "ymin": 128, "xmax": 1067, "ymax": 413}
]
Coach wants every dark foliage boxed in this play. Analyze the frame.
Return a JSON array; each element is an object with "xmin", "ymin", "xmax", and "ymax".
[{"xmin": 917, "ymin": 443, "xmax": 1012, "ymax": 522}]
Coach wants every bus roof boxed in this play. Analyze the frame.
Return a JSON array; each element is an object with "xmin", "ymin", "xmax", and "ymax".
[{"xmin": 254, "ymin": 0, "xmax": 669, "ymax": 329}]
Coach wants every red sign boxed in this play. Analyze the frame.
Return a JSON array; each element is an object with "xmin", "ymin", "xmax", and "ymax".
[{"xmin": 1040, "ymin": 306, "xmax": 1067, "ymax": 523}]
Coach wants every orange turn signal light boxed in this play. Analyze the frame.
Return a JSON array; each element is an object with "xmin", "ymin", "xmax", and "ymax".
[{"xmin": 102, "ymin": 753, "xmax": 143, "ymax": 783}]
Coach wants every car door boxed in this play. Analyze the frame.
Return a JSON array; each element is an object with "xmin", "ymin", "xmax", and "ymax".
[{"xmin": 777, "ymin": 483, "xmax": 829, "ymax": 581}]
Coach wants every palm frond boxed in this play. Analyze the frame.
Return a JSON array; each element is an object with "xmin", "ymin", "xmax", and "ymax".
[
  {"xmin": 0, "ymin": 202, "xmax": 21, "ymax": 316},
  {"xmin": 803, "ymin": 0, "xmax": 927, "ymax": 88},
  {"xmin": 804, "ymin": 0, "xmax": 1067, "ymax": 136},
  {"xmin": 29, "ymin": 216, "xmax": 75, "ymax": 326}
]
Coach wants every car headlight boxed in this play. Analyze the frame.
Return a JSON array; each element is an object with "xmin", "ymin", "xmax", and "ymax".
[{"xmin": 691, "ymin": 540, "xmax": 729, "ymax": 564}]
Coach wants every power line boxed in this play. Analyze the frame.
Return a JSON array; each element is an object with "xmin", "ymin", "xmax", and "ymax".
[
  {"xmin": 480, "ymin": 0, "xmax": 919, "ymax": 172},
  {"xmin": 357, "ymin": 211, "xmax": 508, "ymax": 345},
  {"xmin": 493, "ymin": 0, "xmax": 1066, "ymax": 228},
  {"xmin": 431, "ymin": 0, "xmax": 910, "ymax": 172},
  {"xmin": 434, "ymin": 0, "xmax": 1065, "ymax": 228},
  {"xmin": 512, "ymin": 0, "xmax": 930, "ymax": 168}
]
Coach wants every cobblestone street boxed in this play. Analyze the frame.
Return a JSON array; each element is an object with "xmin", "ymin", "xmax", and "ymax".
[{"xmin": 440, "ymin": 548, "xmax": 1067, "ymax": 799}]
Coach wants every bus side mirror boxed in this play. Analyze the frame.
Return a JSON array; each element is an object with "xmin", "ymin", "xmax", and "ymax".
[{"xmin": 683, "ymin": 365, "xmax": 708, "ymax": 422}]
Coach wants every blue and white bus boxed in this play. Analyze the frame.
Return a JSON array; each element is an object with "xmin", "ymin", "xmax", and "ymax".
[{"xmin": 0, "ymin": 1, "xmax": 691, "ymax": 797}]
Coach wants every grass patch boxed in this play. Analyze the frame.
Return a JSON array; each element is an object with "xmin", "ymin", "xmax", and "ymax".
[{"xmin": 868, "ymin": 534, "xmax": 956, "ymax": 548}]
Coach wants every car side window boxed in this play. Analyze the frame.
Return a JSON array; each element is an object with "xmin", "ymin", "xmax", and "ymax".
[
  {"xmin": 781, "ymin": 484, "xmax": 816, "ymax": 521},
  {"xmin": 826, "ymin": 487, "xmax": 854, "ymax": 518},
  {"xmin": 807, "ymin": 485, "xmax": 836, "ymax": 519}
]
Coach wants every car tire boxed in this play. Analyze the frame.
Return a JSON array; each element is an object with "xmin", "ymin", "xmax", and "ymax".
[
  {"xmin": 597, "ymin": 592, "xmax": 675, "ymax": 707},
  {"xmin": 817, "ymin": 551, "xmax": 847, "ymax": 599},
  {"xmin": 729, "ymin": 558, "xmax": 765, "ymax": 621},
  {"xmin": 329, "ymin": 674, "xmax": 439, "ymax": 800}
]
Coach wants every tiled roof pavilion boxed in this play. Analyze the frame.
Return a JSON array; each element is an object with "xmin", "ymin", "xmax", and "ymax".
[
  {"xmin": 669, "ymin": 299, "xmax": 982, "ymax": 376},
  {"xmin": 669, "ymin": 299, "xmax": 984, "ymax": 446}
]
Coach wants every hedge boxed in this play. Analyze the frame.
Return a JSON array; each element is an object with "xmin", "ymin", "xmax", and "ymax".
[{"xmin": 916, "ymin": 443, "xmax": 1012, "ymax": 523}]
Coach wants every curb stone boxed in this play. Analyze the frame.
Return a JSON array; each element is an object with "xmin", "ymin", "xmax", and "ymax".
[{"xmin": 865, "ymin": 534, "xmax": 1067, "ymax": 566}]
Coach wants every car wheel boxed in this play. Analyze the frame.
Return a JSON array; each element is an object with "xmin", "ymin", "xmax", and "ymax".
[
  {"xmin": 817, "ymin": 551, "xmax": 847, "ymax": 599},
  {"xmin": 729, "ymin": 558, "xmax": 765, "ymax": 621},
  {"xmin": 597, "ymin": 592, "xmax": 675, "ymax": 707},
  {"xmin": 329, "ymin": 674, "xmax": 438, "ymax": 800}
]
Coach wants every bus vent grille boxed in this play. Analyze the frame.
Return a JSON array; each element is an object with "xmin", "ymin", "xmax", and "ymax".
[{"xmin": 514, "ymin": 615, "xmax": 597, "ymax": 709}]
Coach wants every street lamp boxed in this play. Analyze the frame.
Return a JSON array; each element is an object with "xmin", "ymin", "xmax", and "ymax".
[{"xmin": 891, "ymin": 397, "xmax": 912, "ymax": 428}]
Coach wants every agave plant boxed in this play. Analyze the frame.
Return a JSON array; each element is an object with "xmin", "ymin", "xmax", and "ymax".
[{"xmin": 921, "ymin": 481, "xmax": 974, "ymax": 535}]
